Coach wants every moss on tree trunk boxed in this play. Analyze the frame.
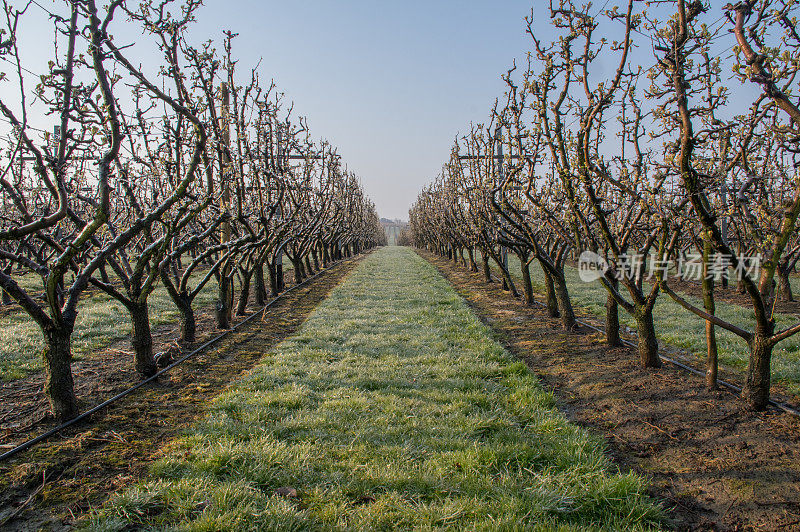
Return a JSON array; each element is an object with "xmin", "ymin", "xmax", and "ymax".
[{"xmin": 43, "ymin": 325, "xmax": 78, "ymax": 422}]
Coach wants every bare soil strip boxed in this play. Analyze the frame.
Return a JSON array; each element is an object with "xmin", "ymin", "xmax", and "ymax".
[
  {"xmin": 0, "ymin": 256, "xmax": 363, "ymax": 531},
  {"xmin": 422, "ymin": 250, "xmax": 800, "ymax": 531}
]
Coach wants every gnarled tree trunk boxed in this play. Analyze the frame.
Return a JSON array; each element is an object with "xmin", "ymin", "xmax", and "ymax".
[
  {"xmin": 267, "ymin": 260, "xmax": 279, "ymax": 297},
  {"xmin": 176, "ymin": 294, "xmax": 196, "ymax": 344},
  {"xmin": 481, "ymin": 251, "xmax": 492, "ymax": 283},
  {"xmin": 467, "ymin": 247, "xmax": 478, "ymax": 272},
  {"xmin": 777, "ymin": 264, "xmax": 794, "ymax": 302},
  {"xmin": 552, "ymin": 272, "xmax": 576, "ymax": 330},
  {"xmin": 216, "ymin": 273, "xmax": 234, "ymax": 329},
  {"xmin": 312, "ymin": 249, "xmax": 320, "ymax": 271},
  {"xmin": 322, "ymin": 244, "xmax": 331, "ymax": 267},
  {"xmin": 543, "ymin": 269, "xmax": 559, "ymax": 318},
  {"xmin": 130, "ymin": 301, "xmax": 157, "ymax": 378},
  {"xmin": 635, "ymin": 311, "xmax": 661, "ymax": 368},
  {"xmin": 496, "ymin": 258, "xmax": 518, "ymax": 296},
  {"xmin": 236, "ymin": 271, "xmax": 252, "ymax": 315},
  {"xmin": 43, "ymin": 325, "xmax": 78, "ymax": 422},
  {"xmin": 254, "ymin": 261, "xmax": 267, "ymax": 307},
  {"xmin": 292, "ymin": 258, "xmax": 305, "ymax": 284},
  {"xmin": 743, "ymin": 327, "xmax": 774, "ymax": 411}
]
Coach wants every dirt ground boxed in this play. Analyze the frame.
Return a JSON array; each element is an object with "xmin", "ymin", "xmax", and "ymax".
[
  {"xmin": 0, "ymin": 256, "xmax": 363, "ymax": 531},
  {"xmin": 423, "ymin": 250, "xmax": 800, "ymax": 531}
]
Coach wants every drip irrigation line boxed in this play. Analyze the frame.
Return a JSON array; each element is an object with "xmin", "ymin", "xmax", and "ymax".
[
  {"xmin": 486, "ymin": 271, "xmax": 800, "ymax": 419},
  {"xmin": 0, "ymin": 254, "xmax": 361, "ymax": 464},
  {"xmin": 563, "ymin": 308, "xmax": 800, "ymax": 418}
]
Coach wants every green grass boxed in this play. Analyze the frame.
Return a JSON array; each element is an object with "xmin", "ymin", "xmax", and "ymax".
[
  {"xmin": 86, "ymin": 247, "xmax": 661, "ymax": 531},
  {"xmin": 383, "ymin": 225, "xmax": 404, "ymax": 246},
  {"xmin": 0, "ymin": 259, "xmax": 299, "ymax": 382},
  {"xmin": 503, "ymin": 255, "xmax": 800, "ymax": 395},
  {"xmin": 0, "ymin": 272, "xmax": 218, "ymax": 381}
]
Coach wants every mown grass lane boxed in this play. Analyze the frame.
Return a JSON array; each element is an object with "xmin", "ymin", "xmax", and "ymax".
[{"xmin": 89, "ymin": 247, "xmax": 660, "ymax": 531}]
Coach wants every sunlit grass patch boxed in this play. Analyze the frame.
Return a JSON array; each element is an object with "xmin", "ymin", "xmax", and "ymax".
[
  {"xmin": 504, "ymin": 255, "xmax": 800, "ymax": 395},
  {"xmin": 88, "ymin": 247, "xmax": 661, "ymax": 530},
  {"xmin": 0, "ymin": 272, "xmax": 217, "ymax": 382}
]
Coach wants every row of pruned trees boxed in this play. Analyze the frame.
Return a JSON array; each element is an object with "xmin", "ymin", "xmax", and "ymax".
[
  {"xmin": 410, "ymin": 0, "xmax": 800, "ymax": 411},
  {"xmin": 0, "ymin": 0, "xmax": 384, "ymax": 421}
]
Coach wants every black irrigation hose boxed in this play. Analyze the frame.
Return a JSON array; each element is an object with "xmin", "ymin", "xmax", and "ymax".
[
  {"xmin": 492, "ymin": 275, "xmax": 800, "ymax": 419},
  {"xmin": 0, "ymin": 255, "xmax": 360, "ymax": 464}
]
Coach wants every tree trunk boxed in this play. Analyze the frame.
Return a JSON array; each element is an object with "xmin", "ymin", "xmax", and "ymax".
[
  {"xmin": 216, "ymin": 274, "xmax": 233, "ymax": 329},
  {"xmin": 254, "ymin": 262, "xmax": 267, "ymax": 307},
  {"xmin": 177, "ymin": 294, "xmax": 196, "ymax": 344},
  {"xmin": 552, "ymin": 273, "xmax": 576, "ymax": 330},
  {"xmin": 703, "ymin": 234, "xmax": 718, "ymax": 389},
  {"xmin": 635, "ymin": 311, "xmax": 661, "ymax": 368},
  {"xmin": 267, "ymin": 260, "xmax": 280, "ymax": 297},
  {"xmin": 292, "ymin": 258, "xmax": 304, "ymax": 284},
  {"xmin": 322, "ymin": 244, "xmax": 331, "ymax": 266},
  {"xmin": 705, "ymin": 319, "xmax": 718, "ymax": 389},
  {"xmin": 743, "ymin": 329, "xmax": 774, "ymax": 410},
  {"xmin": 312, "ymin": 249, "xmax": 320, "ymax": 271},
  {"xmin": 481, "ymin": 252, "xmax": 492, "ymax": 283},
  {"xmin": 467, "ymin": 248, "xmax": 478, "ymax": 272},
  {"xmin": 605, "ymin": 275, "xmax": 621, "ymax": 347},
  {"xmin": 519, "ymin": 256, "xmax": 535, "ymax": 307},
  {"xmin": 543, "ymin": 269, "xmax": 560, "ymax": 318},
  {"xmin": 236, "ymin": 271, "xmax": 252, "ymax": 316},
  {"xmin": 777, "ymin": 264, "xmax": 794, "ymax": 302},
  {"xmin": 1, "ymin": 265, "xmax": 11, "ymax": 305},
  {"xmin": 130, "ymin": 302, "xmax": 157, "ymax": 378},
  {"xmin": 99, "ymin": 262, "xmax": 111, "ymax": 284},
  {"xmin": 497, "ymin": 260, "xmax": 519, "ymax": 296},
  {"xmin": 276, "ymin": 259, "xmax": 285, "ymax": 292},
  {"xmin": 43, "ymin": 325, "xmax": 78, "ymax": 422},
  {"xmin": 304, "ymin": 255, "xmax": 314, "ymax": 276},
  {"xmin": 300, "ymin": 257, "xmax": 309, "ymax": 280}
]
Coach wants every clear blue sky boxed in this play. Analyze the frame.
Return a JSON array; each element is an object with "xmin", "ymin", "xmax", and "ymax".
[
  {"xmin": 3, "ymin": 2, "xmax": 535, "ymax": 221},
  {"xmin": 189, "ymin": 1, "xmax": 537, "ymax": 220},
  {"xmin": 191, "ymin": 0, "xmax": 751, "ymax": 221},
  {"xmin": 6, "ymin": 1, "xmax": 745, "ymax": 221}
]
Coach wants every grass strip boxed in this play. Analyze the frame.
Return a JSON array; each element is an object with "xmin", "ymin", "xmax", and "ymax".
[
  {"xmin": 88, "ymin": 247, "xmax": 660, "ymax": 531},
  {"xmin": 502, "ymin": 255, "xmax": 800, "ymax": 395},
  {"xmin": 0, "ymin": 272, "xmax": 216, "ymax": 381},
  {"xmin": 0, "ymin": 258, "xmax": 296, "ymax": 382}
]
